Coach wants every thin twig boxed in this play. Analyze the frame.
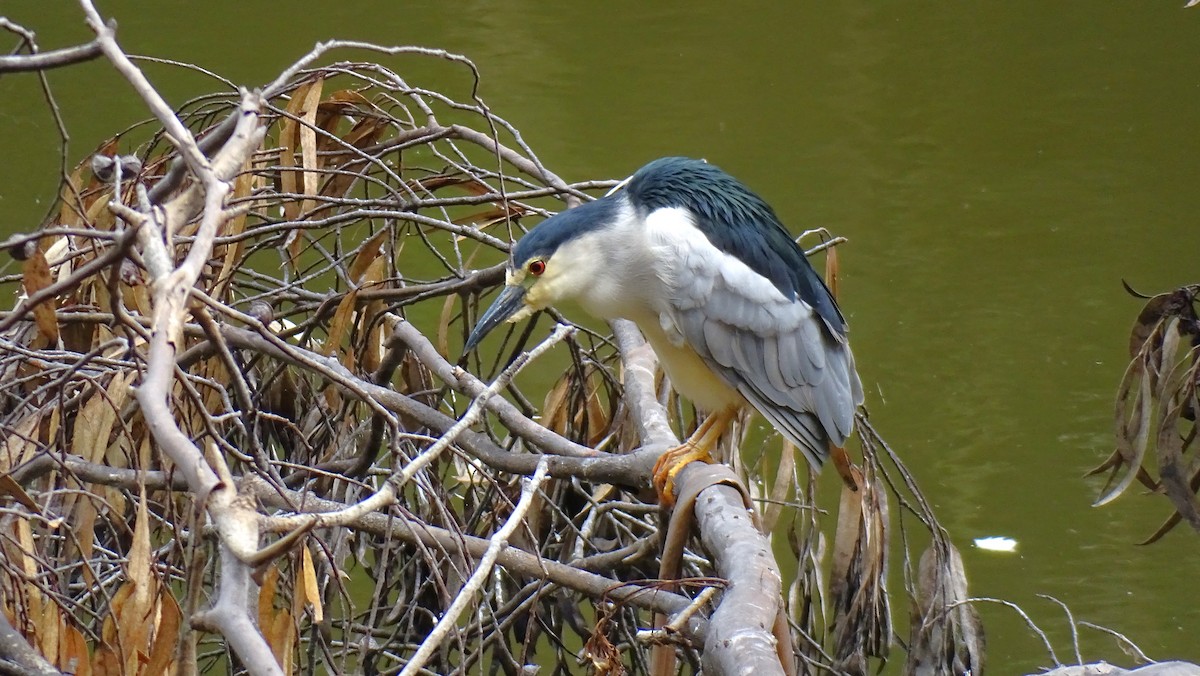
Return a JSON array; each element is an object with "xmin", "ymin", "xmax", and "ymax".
[
  {"xmin": 399, "ymin": 458, "xmax": 550, "ymax": 676},
  {"xmin": 952, "ymin": 597, "xmax": 1059, "ymax": 667},
  {"xmin": 1077, "ymin": 621, "xmax": 1154, "ymax": 665},
  {"xmin": 1038, "ymin": 594, "xmax": 1082, "ymax": 665}
]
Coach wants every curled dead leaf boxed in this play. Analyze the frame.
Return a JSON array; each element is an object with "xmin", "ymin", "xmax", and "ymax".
[
  {"xmin": 830, "ymin": 466, "xmax": 891, "ymax": 670},
  {"xmin": 21, "ymin": 249, "xmax": 59, "ymax": 346}
]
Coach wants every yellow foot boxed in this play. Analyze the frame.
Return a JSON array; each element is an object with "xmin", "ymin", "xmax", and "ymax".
[
  {"xmin": 650, "ymin": 408, "xmax": 738, "ymax": 506},
  {"xmin": 652, "ymin": 442, "xmax": 715, "ymax": 505}
]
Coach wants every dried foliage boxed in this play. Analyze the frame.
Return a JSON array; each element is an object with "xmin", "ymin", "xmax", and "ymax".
[
  {"xmin": 0, "ymin": 9, "xmax": 986, "ymax": 676},
  {"xmin": 1092, "ymin": 283, "xmax": 1200, "ymax": 542}
]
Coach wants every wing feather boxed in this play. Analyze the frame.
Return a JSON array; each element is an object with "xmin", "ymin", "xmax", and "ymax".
[
  {"xmin": 702, "ymin": 317, "xmax": 736, "ymax": 368},
  {"xmin": 762, "ymin": 336, "xmax": 789, "ymax": 393},
  {"xmin": 655, "ymin": 222, "xmax": 863, "ymax": 465}
]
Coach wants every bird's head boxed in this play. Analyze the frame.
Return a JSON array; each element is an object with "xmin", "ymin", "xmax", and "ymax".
[{"xmin": 464, "ymin": 197, "xmax": 623, "ymax": 352}]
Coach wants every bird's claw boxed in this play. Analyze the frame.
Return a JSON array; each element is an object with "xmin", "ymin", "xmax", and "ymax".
[{"xmin": 651, "ymin": 442, "xmax": 714, "ymax": 506}]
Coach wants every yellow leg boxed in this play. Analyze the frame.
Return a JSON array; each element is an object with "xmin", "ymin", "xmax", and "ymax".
[{"xmin": 652, "ymin": 408, "xmax": 738, "ymax": 505}]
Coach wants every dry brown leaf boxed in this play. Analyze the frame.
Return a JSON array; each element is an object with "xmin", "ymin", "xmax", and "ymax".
[
  {"xmin": 451, "ymin": 205, "xmax": 522, "ymax": 228},
  {"xmin": 82, "ymin": 491, "xmax": 149, "ymax": 673},
  {"xmin": 583, "ymin": 607, "xmax": 626, "ymax": 676},
  {"xmin": 1095, "ymin": 358, "xmax": 1155, "ymax": 506},
  {"xmin": 258, "ymin": 565, "xmax": 281, "ymax": 630},
  {"xmin": 584, "ymin": 369, "xmax": 609, "ymax": 447},
  {"xmin": 0, "ymin": 414, "xmax": 40, "ymax": 473},
  {"xmin": 301, "ymin": 545, "xmax": 324, "ymax": 624},
  {"xmin": 325, "ymin": 88, "xmax": 374, "ymax": 108},
  {"xmin": 296, "ymin": 77, "xmax": 326, "ymax": 265},
  {"xmin": 1155, "ymin": 373, "xmax": 1200, "ymax": 533},
  {"xmin": 102, "ymin": 579, "xmax": 134, "ymax": 647},
  {"xmin": 279, "ymin": 80, "xmax": 321, "ymax": 269},
  {"xmin": 17, "ymin": 516, "xmax": 57, "ymax": 660},
  {"xmin": 825, "ymin": 242, "xmax": 840, "ymax": 301},
  {"xmin": 325, "ymin": 291, "xmax": 359, "ymax": 362},
  {"xmin": 348, "ymin": 229, "xmax": 389, "ymax": 284},
  {"xmin": 541, "ymin": 375, "xmax": 572, "ymax": 436},
  {"xmin": 318, "ymin": 118, "xmax": 389, "ymax": 201},
  {"xmin": 313, "ymin": 92, "xmax": 351, "ymax": 142},
  {"xmin": 761, "ymin": 439, "xmax": 796, "ymax": 532},
  {"xmin": 327, "ymin": 244, "xmax": 388, "ymax": 368},
  {"xmin": 57, "ymin": 163, "xmax": 85, "ymax": 228},
  {"xmin": 14, "ymin": 515, "xmax": 41, "ymax": 596},
  {"xmin": 831, "ymin": 467, "xmax": 864, "ymax": 586},
  {"xmin": 905, "ymin": 543, "xmax": 984, "ymax": 675},
  {"xmin": 212, "ymin": 166, "xmax": 255, "ymax": 300},
  {"xmin": 437, "ymin": 292, "xmax": 457, "ymax": 358},
  {"xmin": 92, "ymin": 643, "xmax": 120, "ymax": 676},
  {"xmin": 272, "ymin": 608, "xmax": 296, "ymax": 673},
  {"xmin": 252, "ymin": 561, "xmax": 294, "ymax": 668},
  {"xmin": 341, "ymin": 114, "xmax": 388, "ymax": 147},
  {"xmin": 22, "ymin": 248, "xmax": 60, "ymax": 346},
  {"xmin": 71, "ymin": 371, "xmax": 135, "ymax": 469},
  {"xmin": 143, "ymin": 584, "xmax": 182, "ymax": 676},
  {"xmin": 75, "ymin": 497, "xmax": 100, "ymax": 589},
  {"xmin": 282, "ymin": 553, "xmax": 307, "ymax": 674},
  {"xmin": 363, "ymin": 296, "xmax": 388, "ymax": 374},
  {"xmin": 97, "ymin": 581, "xmax": 135, "ymax": 674},
  {"xmin": 112, "ymin": 489, "xmax": 155, "ymax": 675},
  {"xmin": 127, "ymin": 490, "xmax": 153, "ymax": 607},
  {"xmin": 408, "ymin": 173, "xmax": 475, "ymax": 194},
  {"xmin": 830, "ymin": 467, "xmax": 891, "ymax": 671},
  {"xmin": 1150, "ymin": 316, "xmax": 1182, "ymax": 396},
  {"xmin": 298, "ymin": 76, "xmax": 325, "ymax": 202},
  {"xmin": 0, "ymin": 474, "xmax": 40, "ymax": 512},
  {"xmin": 60, "ymin": 622, "xmax": 92, "ymax": 676},
  {"xmin": 39, "ymin": 611, "xmax": 64, "ymax": 674},
  {"xmin": 84, "ymin": 187, "xmax": 116, "ymax": 231},
  {"xmin": 279, "ymin": 81, "xmax": 310, "ymax": 220}
]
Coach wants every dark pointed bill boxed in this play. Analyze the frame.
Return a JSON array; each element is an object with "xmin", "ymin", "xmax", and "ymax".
[{"xmin": 464, "ymin": 284, "xmax": 527, "ymax": 352}]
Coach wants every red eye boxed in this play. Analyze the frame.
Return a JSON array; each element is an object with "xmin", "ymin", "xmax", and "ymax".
[{"xmin": 528, "ymin": 260, "xmax": 546, "ymax": 276}]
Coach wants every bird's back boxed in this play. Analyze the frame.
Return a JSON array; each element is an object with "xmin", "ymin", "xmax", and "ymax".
[{"xmin": 626, "ymin": 157, "xmax": 848, "ymax": 339}]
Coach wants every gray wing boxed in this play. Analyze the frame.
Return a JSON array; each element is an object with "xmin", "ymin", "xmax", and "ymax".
[{"xmin": 661, "ymin": 245, "xmax": 864, "ymax": 469}]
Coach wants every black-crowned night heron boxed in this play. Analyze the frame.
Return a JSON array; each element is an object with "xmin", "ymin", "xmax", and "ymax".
[{"xmin": 466, "ymin": 157, "xmax": 863, "ymax": 500}]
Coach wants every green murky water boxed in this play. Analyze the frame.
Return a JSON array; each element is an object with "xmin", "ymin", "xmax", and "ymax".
[{"xmin": 4, "ymin": 2, "xmax": 1200, "ymax": 672}]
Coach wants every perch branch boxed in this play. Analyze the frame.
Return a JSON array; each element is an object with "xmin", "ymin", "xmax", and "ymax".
[
  {"xmin": 614, "ymin": 321, "xmax": 788, "ymax": 675},
  {"xmin": 0, "ymin": 610, "xmax": 60, "ymax": 676}
]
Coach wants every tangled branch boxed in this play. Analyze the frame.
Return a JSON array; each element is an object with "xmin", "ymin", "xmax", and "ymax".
[{"xmin": 0, "ymin": 5, "xmax": 1030, "ymax": 676}]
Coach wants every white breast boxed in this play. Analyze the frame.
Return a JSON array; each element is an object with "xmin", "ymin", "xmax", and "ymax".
[{"xmin": 567, "ymin": 200, "xmax": 746, "ymax": 413}]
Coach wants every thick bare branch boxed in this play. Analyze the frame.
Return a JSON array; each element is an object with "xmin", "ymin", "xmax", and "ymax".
[
  {"xmin": 0, "ymin": 612, "xmax": 60, "ymax": 676},
  {"xmin": 0, "ymin": 40, "xmax": 102, "ymax": 73},
  {"xmin": 615, "ymin": 320, "xmax": 788, "ymax": 674}
]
